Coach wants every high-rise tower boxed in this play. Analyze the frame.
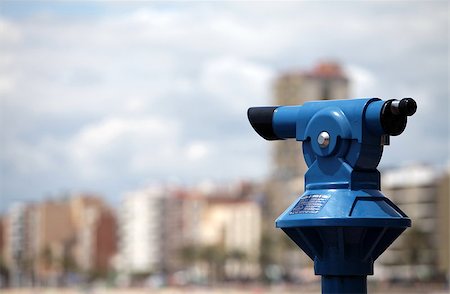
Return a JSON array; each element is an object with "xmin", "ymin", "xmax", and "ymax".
[
  {"xmin": 268, "ymin": 62, "xmax": 349, "ymax": 218},
  {"xmin": 264, "ymin": 62, "xmax": 349, "ymax": 270}
]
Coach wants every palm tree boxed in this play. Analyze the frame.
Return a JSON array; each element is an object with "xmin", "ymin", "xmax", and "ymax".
[
  {"xmin": 180, "ymin": 245, "xmax": 200, "ymax": 267},
  {"xmin": 199, "ymin": 245, "xmax": 226, "ymax": 283},
  {"xmin": 227, "ymin": 249, "xmax": 248, "ymax": 280},
  {"xmin": 403, "ymin": 227, "xmax": 432, "ymax": 281}
]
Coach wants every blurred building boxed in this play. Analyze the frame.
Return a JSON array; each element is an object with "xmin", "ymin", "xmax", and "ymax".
[
  {"xmin": 117, "ymin": 184, "xmax": 262, "ymax": 283},
  {"xmin": 265, "ymin": 62, "xmax": 349, "ymax": 270},
  {"xmin": 268, "ymin": 62, "xmax": 349, "ymax": 219},
  {"xmin": 4, "ymin": 204, "xmax": 35, "ymax": 287},
  {"xmin": 70, "ymin": 195, "xmax": 117, "ymax": 276},
  {"xmin": 0, "ymin": 217, "xmax": 4, "ymax": 260},
  {"xmin": 93, "ymin": 209, "xmax": 117, "ymax": 275},
  {"xmin": 437, "ymin": 167, "xmax": 449, "ymax": 280},
  {"xmin": 33, "ymin": 199, "xmax": 75, "ymax": 284},
  {"xmin": 3, "ymin": 194, "xmax": 117, "ymax": 286},
  {"xmin": 118, "ymin": 187, "xmax": 166, "ymax": 275},
  {"xmin": 118, "ymin": 186, "xmax": 200, "ymax": 279},
  {"xmin": 201, "ymin": 198, "xmax": 261, "ymax": 279},
  {"xmin": 377, "ymin": 164, "xmax": 450, "ymax": 281},
  {"xmin": 0, "ymin": 216, "xmax": 7, "ymax": 287},
  {"xmin": 162, "ymin": 189, "xmax": 204, "ymax": 275}
]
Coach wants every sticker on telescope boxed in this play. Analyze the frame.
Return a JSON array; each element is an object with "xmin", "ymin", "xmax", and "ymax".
[{"xmin": 290, "ymin": 194, "xmax": 331, "ymax": 214}]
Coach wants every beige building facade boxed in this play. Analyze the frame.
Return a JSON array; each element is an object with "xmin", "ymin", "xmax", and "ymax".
[
  {"xmin": 3, "ymin": 194, "xmax": 117, "ymax": 286},
  {"xmin": 377, "ymin": 164, "xmax": 449, "ymax": 281}
]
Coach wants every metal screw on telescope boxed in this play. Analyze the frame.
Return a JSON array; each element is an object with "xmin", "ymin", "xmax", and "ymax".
[{"xmin": 318, "ymin": 131, "xmax": 330, "ymax": 148}]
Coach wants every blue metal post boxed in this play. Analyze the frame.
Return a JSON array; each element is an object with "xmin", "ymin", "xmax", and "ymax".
[
  {"xmin": 322, "ymin": 276, "xmax": 367, "ymax": 294},
  {"xmin": 248, "ymin": 98, "xmax": 417, "ymax": 294}
]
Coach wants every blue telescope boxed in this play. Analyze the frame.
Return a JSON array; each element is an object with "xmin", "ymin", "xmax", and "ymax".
[{"xmin": 248, "ymin": 98, "xmax": 416, "ymax": 293}]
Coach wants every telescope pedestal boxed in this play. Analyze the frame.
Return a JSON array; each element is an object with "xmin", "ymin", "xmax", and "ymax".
[{"xmin": 322, "ymin": 275, "xmax": 367, "ymax": 294}]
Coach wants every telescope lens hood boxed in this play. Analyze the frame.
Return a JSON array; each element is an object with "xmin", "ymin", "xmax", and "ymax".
[{"xmin": 247, "ymin": 106, "xmax": 281, "ymax": 140}]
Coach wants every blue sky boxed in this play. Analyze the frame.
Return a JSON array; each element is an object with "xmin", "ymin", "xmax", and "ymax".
[{"xmin": 0, "ymin": 1, "xmax": 448, "ymax": 211}]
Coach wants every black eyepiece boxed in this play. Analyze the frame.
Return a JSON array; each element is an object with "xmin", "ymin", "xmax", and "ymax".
[
  {"xmin": 247, "ymin": 107, "xmax": 281, "ymax": 140},
  {"xmin": 397, "ymin": 98, "xmax": 417, "ymax": 116},
  {"xmin": 381, "ymin": 98, "xmax": 417, "ymax": 136}
]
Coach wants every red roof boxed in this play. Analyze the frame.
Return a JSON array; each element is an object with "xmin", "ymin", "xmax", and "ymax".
[{"xmin": 280, "ymin": 61, "xmax": 347, "ymax": 80}]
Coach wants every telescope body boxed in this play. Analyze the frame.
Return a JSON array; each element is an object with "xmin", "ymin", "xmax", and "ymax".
[{"xmin": 248, "ymin": 98, "xmax": 416, "ymax": 294}]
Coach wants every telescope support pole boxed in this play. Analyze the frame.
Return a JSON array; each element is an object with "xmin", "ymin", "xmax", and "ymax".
[{"xmin": 321, "ymin": 275, "xmax": 367, "ymax": 294}]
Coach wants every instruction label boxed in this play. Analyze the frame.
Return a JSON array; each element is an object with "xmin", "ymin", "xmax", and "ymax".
[{"xmin": 290, "ymin": 194, "xmax": 331, "ymax": 214}]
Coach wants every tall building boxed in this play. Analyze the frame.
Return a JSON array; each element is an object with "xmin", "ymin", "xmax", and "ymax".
[
  {"xmin": 93, "ymin": 209, "xmax": 117, "ymax": 275},
  {"xmin": 269, "ymin": 62, "xmax": 349, "ymax": 216},
  {"xmin": 69, "ymin": 195, "xmax": 117, "ymax": 275},
  {"xmin": 70, "ymin": 195, "xmax": 104, "ymax": 230},
  {"xmin": 4, "ymin": 199, "xmax": 80, "ymax": 286},
  {"xmin": 0, "ymin": 217, "xmax": 4, "ymax": 260},
  {"xmin": 0, "ymin": 216, "xmax": 7, "ymax": 287},
  {"xmin": 117, "ymin": 185, "xmax": 263, "ymax": 282},
  {"xmin": 118, "ymin": 187, "xmax": 166, "ymax": 275},
  {"xmin": 437, "ymin": 167, "xmax": 449, "ymax": 280},
  {"xmin": 4, "ymin": 204, "xmax": 35, "ymax": 287},
  {"xmin": 160, "ymin": 189, "xmax": 204, "ymax": 275},
  {"xmin": 118, "ymin": 186, "xmax": 209, "ymax": 279},
  {"xmin": 377, "ymin": 164, "xmax": 449, "ymax": 281},
  {"xmin": 33, "ymin": 200, "xmax": 75, "ymax": 283},
  {"xmin": 265, "ymin": 62, "xmax": 349, "ymax": 270},
  {"xmin": 3, "ymin": 195, "xmax": 117, "ymax": 285}
]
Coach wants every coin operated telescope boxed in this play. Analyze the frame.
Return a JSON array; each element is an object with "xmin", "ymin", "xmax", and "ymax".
[{"xmin": 248, "ymin": 98, "xmax": 417, "ymax": 294}]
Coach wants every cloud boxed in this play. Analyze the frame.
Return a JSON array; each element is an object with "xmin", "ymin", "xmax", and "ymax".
[
  {"xmin": 67, "ymin": 117, "xmax": 180, "ymax": 179},
  {"xmin": 200, "ymin": 56, "xmax": 274, "ymax": 113},
  {"xmin": 185, "ymin": 142, "xmax": 210, "ymax": 162},
  {"xmin": 0, "ymin": 2, "xmax": 448, "ymax": 210},
  {"xmin": 345, "ymin": 65, "xmax": 378, "ymax": 98},
  {"xmin": 0, "ymin": 18, "xmax": 22, "ymax": 43}
]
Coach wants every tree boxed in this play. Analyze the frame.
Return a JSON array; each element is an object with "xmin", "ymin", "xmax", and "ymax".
[
  {"xmin": 403, "ymin": 227, "xmax": 433, "ymax": 281},
  {"xmin": 227, "ymin": 249, "xmax": 248, "ymax": 280},
  {"xmin": 199, "ymin": 245, "xmax": 226, "ymax": 283}
]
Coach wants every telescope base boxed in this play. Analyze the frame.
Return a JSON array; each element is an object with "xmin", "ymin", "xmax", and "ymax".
[{"xmin": 321, "ymin": 275, "xmax": 367, "ymax": 294}]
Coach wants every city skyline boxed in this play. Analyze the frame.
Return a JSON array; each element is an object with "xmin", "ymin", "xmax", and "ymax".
[
  {"xmin": 1, "ymin": 162, "xmax": 448, "ymax": 288},
  {"xmin": 0, "ymin": 181, "xmax": 265, "ymax": 287},
  {"xmin": 1, "ymin": 2, "xmax": 448, "ymax": 212}
]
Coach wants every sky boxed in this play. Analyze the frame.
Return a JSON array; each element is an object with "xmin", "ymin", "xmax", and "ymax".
[{"xmin": 0, "ymin": 1, "xmax": 448, "ymax": 211}]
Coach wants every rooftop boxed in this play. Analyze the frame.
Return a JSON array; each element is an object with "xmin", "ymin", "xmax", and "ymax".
[{"xmin": 280, "ymin": 61, "xmax": 348, "ymax": 80}]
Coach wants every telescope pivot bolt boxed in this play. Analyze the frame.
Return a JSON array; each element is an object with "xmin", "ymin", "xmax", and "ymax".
[
  {"xmin": 247, "ymin": 98, "xmax": 417, "ymax": 294},
  {"xmin": 317, "ymin": 131, "xmax": 330, "ymax": 148}
]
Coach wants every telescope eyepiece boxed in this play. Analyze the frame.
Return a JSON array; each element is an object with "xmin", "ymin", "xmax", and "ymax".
[
  {"xmin": 247, "ymin": 107, "xmax": 281, "ymax": 140},
  {"xmin": 381, "ymin": 98, "xmax": 417, "ymax": 136},
  {"xmin": 391, "ymin": 98, "xmax": 417, "ymax": 116}
]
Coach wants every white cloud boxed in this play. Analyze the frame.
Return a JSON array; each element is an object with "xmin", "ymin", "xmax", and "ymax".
[
  {"xmin": 200, "ymin": 56, "xmax": 274, "ymax": 112},
  {"xmin": 345, "ymin": 65, "xmax": 378, "ymax": 98},
  {"xmin": 0, "ymin": 2, "xmax": 447, "ymax": 208},
  {"xmin": 1, "ymin": 138, "xmax": 56, "ymax": 175},
  {"xmin": 185, "ymin": 142, "xmax": 210, "ymax": 162},
  {"xmin": 67, "ymin": 117, "xmax": 180, "ymax": 178},
  {"xmin": 0, "ymin": 18, "xmax": 22, "ymax": 43},
  {"xmin": 0, "ymin": 75, "xmax": 15, "ymax": 95}
]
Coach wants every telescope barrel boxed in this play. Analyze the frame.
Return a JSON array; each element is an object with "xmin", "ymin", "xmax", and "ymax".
[{"xmin": 249, "ymin": 98, "xmax": 417, "ymax": 141}]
